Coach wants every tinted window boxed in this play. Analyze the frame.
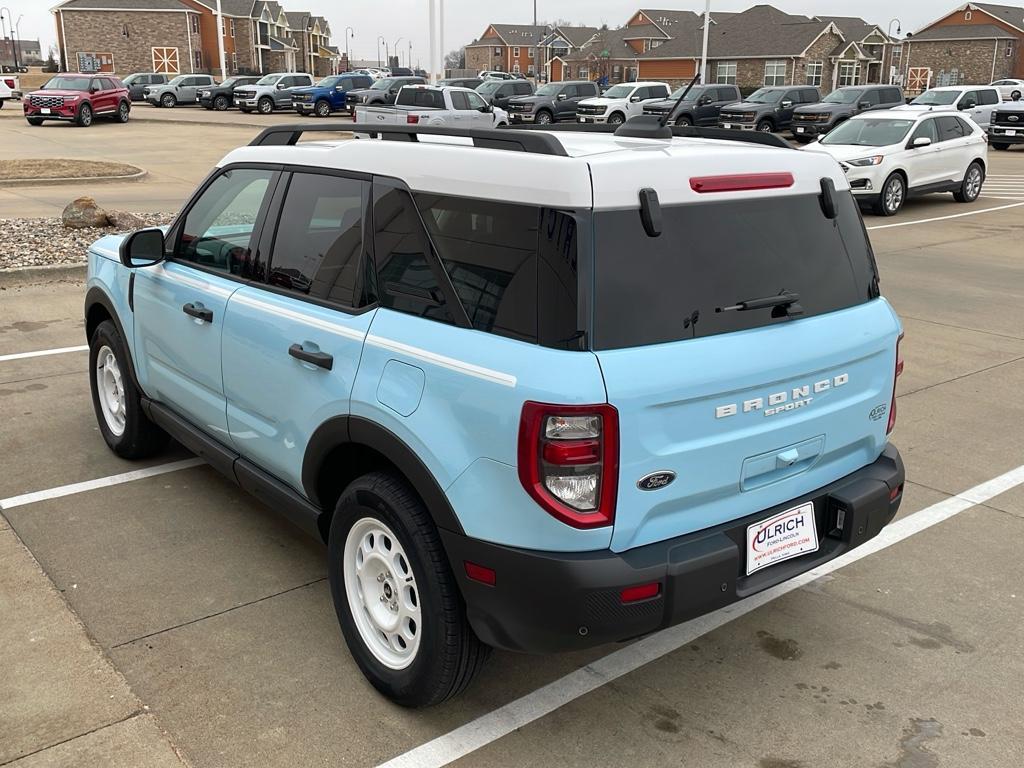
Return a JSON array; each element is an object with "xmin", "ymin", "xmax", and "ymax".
[
  {"xmin": 450, "ymin": 90, "xmax": 470, "ymax": 109},
  {"xmin": 955, "ymin": 117, "xmax": 975, "ymax": 134},
  {"xmin": 592, "ymin": 194, "xmax": 878, "ymax": 349},
  {"xmin": 960, "ymin": 90, "xmax": 979, "ymax": 107},
  {"xmin": 980, "ymin": 89, "xmax": 999, "ymax": 105},
  {"xmin": 177, "ymin": 168, "xmax": 275, "ymax": 275},
  {"xmin": 883, "ymin": 88, "xmax": 902, "ymax": 103},
  {"xmin": 371, "ymin": 183, "xmax": 453, "ymax": 324},
  {"xmin": 100, "ymin": 77, "xmax": 116, "ymax": 90},
  {"xmin": 783, "ymin": 91, "xmax": 800, "ymax": 104},
  {"xmin": 268, "ymin": 173, "xmax": 368, "ymax": 306},
  {"xmin": 863, "ymin": 89, "xmax": 881, "ymax": 105},
  {"xmin": 466, "ymin": 91, "xmax": 487, "ymax": 110},
  {"xmin": 652, "ymin": 85, "xmax": 670, "ymax": 98},
  {"xmin": 910, "ymin": 118, "xmax": 938, "ymax": 143},
  {"xmin": 514, "ymin": 82, "xmax": 532, "ymax": 95},
  {"xmin": 398, "ymin": 88, "xmax": 445, "ymax": 108},
  {"xmin": 937, "ymin": 115, "xmax": 966, "ymax": 141}
]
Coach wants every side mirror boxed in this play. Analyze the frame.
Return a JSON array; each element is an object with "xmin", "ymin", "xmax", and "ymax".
[
  {"xmin": 276, "ymin": 82, "xmax": 287, "ymax": 90},
  {"xmin": 630, "ymin": 95, "xmax": 642, "ymax": 102},
  {"xmin": 481, "ymin": 104, "xmax": 493, "ymax": 113},
  {"xmin": 556, "ymin": 92, "xmax": 567, "ymax": 101},
  {"xmin": 912, "ymin": 136, "xmax": 932, "ymax": 148},
  {"xmin": 781, "ymin": 99, "xmax": 793, "ymax": 108},
  {"xmin": 698, "ymin": 96, "xmax": 712, "ymax": 105},
  {"xmin": 859, "ymin": 100, "xmax": 871, "ymax": 109},
  {"xmin": 119, "ymin": 228, "xmax": 165, "ymax": 268},
  {"xmin": 90, "ymin": 86, "xmax": 100, "ymax": 94},
  {"xmin": 961, "ymin": 100, "xmax": 976, "ymax": 110}
]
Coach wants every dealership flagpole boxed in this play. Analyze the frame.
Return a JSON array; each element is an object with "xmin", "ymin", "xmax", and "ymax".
[
  {"xmin": 699, "ymin": 0, "xmax": 711, "ymax": 82},
  {"xmin": 215, "ymin": 0, "xmax": 227, "ymax": 78},
  {"xmin": 428, "ymin": 0, "xmax": 437, "ymax": 82}
]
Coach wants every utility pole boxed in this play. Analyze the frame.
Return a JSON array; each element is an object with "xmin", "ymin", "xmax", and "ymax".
[
  {"xmin": 377, "ymin": 35, "xmax": 384, "ymax": 67},
  {"xmin": 215, "ymin": 0, "xmax": 227, "ymax": 77},
  {"xmin": 533, "ymin": 0, "xmax": 537, "ymax": 26},
  {"xmin": 428, "ymin": 0, "xmax": 436, "ymax": 82},
  {"xmin": 699, "ymin": 0, "xmax": 711, "ymax": 83},
  {"xmin": 439, "ymin": 0, "xmax": 445, "ymax": 78},
  {"xmin": 345, "ymin": 26, "xmax": 353, "ymax": 72}
]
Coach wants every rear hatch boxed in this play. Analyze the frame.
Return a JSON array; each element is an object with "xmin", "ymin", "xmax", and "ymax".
[{"xmin": 592, "ymin": 186, "xmax": 900, "ymax": 552}]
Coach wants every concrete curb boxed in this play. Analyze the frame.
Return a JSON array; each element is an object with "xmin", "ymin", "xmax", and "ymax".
[
  {"xmin": 0, "ymin": 263, "xmax": 86, "ymax": 288},
  {"xmin": 1, "ymin": 168, "xmax": 148, "ymax": 187}
]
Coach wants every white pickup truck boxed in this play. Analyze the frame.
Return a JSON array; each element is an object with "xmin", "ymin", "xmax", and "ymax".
[
  {"xmin": 0, "ymin": 74, "xmax": 22, "ymax": 108},
  {"xmin": 355, "ymin": 84, "xmax": 509, "ymax": 127}
]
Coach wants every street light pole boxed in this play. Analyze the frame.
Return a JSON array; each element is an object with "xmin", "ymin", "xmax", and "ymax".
[
  {"xmin": 393, "ymin": 37, "xmax": 402, "ymax": 69},
  {"xmin": 428, "ymin": 0, "xmax": 436, "ymax": 82},
  {"xmin": 699, "ymin": 0, "xmax": 711, "ymax": 83},
  {"xmin": 887, "ymin": 19, "xmax": 902, "ymax": 85},
  {"xmin": 215, "ymin": 0, "xmax": 227, "ymax": 77},
  {"xmin": 345, "ymin": 26, "xmax": 353, "ymax": 71},
  {"xmin": 377, "ymin": 35, "xmax": 384, "ymax": 68}
]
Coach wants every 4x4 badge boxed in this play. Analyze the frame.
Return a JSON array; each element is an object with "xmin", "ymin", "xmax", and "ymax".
[{"xmin": 638, "ymin": 471, "xmax": 676, "ymax": 491}]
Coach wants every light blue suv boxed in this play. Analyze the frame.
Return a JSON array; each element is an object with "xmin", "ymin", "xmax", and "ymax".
[{"xmin": 84, "ymin": 122, "xmax": 905, "ymax": 707}]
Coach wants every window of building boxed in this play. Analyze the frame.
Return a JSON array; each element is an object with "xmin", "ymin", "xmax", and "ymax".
[
  {"xmin": 194, "ymin": 50, "xmax": 203, "ymax": 69},
  {"xmin": 267, "ymin": 173, "xmax": 369, "ymax": 307},
  {"xmin": 578, "ymin": 66, "xmax": 589, "ymax": 79},
  {"xmin": 717, "ymin": 61, "xmax": 737, "ymax": 84},
  {"xmin": 528, "ymin": 47, "xmax": 534, "ymax": 59},
  {"xmin": 121, "ymin": 24, "xmax": 129, "ymax": 39},
  {"xmin": 764, "ymin": 60, "xmax": 787, "ymax": 86},
  {"xmin": 837, "ymin": 60, "xmax": 860, "ymax": 86},
  {"xmin": 1007, "ymin": 40, "xmax": 1015, "ymax": 58},
  {"xmin": 512, "ymin": 62, "xmax": 521, "ymax": 74},
  {"xmin": 190, "ymin": 15, "xmax": 199, "ymax": 34},
  {"xmin": 805, "ymin": 60, "xmax": 822, "ymax": 86},
  {"xmin": 513, "ymin": 46, "xmax": 520, "ymax": 57},
  {"xmin": 230, "ymin": 18, "xmax": 236, "ymax": 37},
  {"xmin": 964, "ymin": 10, "xmax": 972, "ymax": 20},
  {"xmin": 494, "ymin": 46, "xmax": 501, "ymax": 55},
  {"xmin": 231, "ymin": 52, "xmax": 238, "ymax": 73}
]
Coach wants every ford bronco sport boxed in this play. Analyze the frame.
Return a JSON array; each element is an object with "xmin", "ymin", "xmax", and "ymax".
[{"xmin": 84, "ymin": 117, "xmax": 905, "ymax": 707}]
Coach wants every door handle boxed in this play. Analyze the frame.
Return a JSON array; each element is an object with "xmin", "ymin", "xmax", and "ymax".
[
  {"xmin": 289, "ymin": 343, "xmax": 333, "ymax": 371},
  {"xmin": 182, "ymin": 303, "xmax": 213, "ymax": 322}
]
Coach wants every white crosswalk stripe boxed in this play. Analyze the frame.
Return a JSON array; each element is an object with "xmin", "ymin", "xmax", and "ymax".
[{"xmin": 981, "ymin": 173, "xmax": 1024, "ymax": 199}]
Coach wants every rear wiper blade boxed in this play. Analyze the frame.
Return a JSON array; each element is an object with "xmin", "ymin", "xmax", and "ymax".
[{"xmin": 716, "ymin": 291, "xmax": 803, "ymax": 316}]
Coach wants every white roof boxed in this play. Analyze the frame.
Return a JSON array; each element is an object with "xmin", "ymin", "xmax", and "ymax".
[
  {"xmin": 919, "ymin": 84, "xmax": 996, "ymax": 91},
  {"xmin": 220, "ymin": 131, "xmax": 848, "ymax": 209},
  {"xmin": 848, "ymin": 108, "xmax": 933, "ymax": 121}
]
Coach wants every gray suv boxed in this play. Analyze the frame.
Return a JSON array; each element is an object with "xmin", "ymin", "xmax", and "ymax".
[
  {"xmin": 642, "ymin": 83, "xmax": 742, "ymax": 126},
  {"xmin": 506, "ymin": 80, "xmax": 600, "ymax": 124},
  {"xmin": 718, "ymin": 86, "xmax": 821, "ymax": 133},
  {"xmin": 476, "ymin": 78, "xmax": 535, "ymax": 109},
  {"xmin": 143, "ymin": 74, "xmax": 217, "ymax": 108},
  {"xmin": 122, "ymin": 72, "xmax": 168, "ymax": 102},
  {"xmin": 791, "ymin": 85, "xmax": 904, "ymax": 142}
]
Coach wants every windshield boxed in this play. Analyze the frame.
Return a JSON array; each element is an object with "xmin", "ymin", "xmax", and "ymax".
[
  {"xmin": 603, "ymin": 84, "xmax": 634, "ymax": 98},
  {"xmin": 823, "ymin": 89, "xmax": 863, "ymax": 104},
  {"xmin": 535, "ymin": 83, "xmax": 560, "ymax": 97},
  {"xmin": 219, "ymin": 78, "xmax": 241, "ymax": 88},
  {"xmin": 746, "ymin": 88, "xmax": 782, "ymax": 104},
  {"xmin": 167, "ymin": 76, "xmax": 187, "ymax": 86},
  {"xmin": 912, "ymin": 90, "xmax": 958, "ymax": 105},
  {"xmin": 42, "ymin": 76, "xmax": 91, "ymax": 91},
  {"xmin": 317, "ymin": 77, "xmax": 340, "ymax": 87},
  {"xmin": 371, "ymin": 78, "xmax": 397, "ymax": 90},
  {"xmin": 821, "ymin": 118, "xmax": 914, "ymax": 146},
  {"xmin": 667, "ymin": 86, "xmax": 704, "ymax": 101},
  {"xmin": 256, "ymin": 74, "xmax": 282, "ymax": 86},
  {"xmin": 477, "ymin": 80, "xmax": 502, "ymax": 94}
]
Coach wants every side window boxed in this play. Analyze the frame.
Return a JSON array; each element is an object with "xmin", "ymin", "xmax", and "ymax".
[
  {"xmin": 90, "ymin": 78, "xmax": 101, "ymax": 91},
  {"xmin": 466, "ymin": 91, "xmax": 487, "ymax": 110},
  {"xmin": 801, "ymin": 89, "xmax": 818, "ymax": 103},
  {"xmin": 910, "ymin": 118, "xmax": 938, "ymax": 143},
  {"xmin": 514, "ymin": 82, "xmax": 531, "ymax": 95},
  {"xmin": 652, "ymin": 84, "xmax": 669, "ymax": 98},
  {"xmin": 176, "ymin": 168, "xmax": 276, "ymax": 275},
  {"xmin": 980, "ymin": 89, "xmax": 999, "ymax": 105},
  {"xmin": 959, "ymin": 90, "xmax": 979, "ymax": 107},
  {"xmin": 300, "ymin": 75, "xmax": 312, "ymax": 86},
  {"xmin": 955, "ymin": 117, "xmax": 976, "ymax": 135},
  {"xmin": 99, "ymin": 77, "xmax": 115, "ymax": 90},
  {"xmin": 450, "ymin": 90, "xmax": 470, "ymax": 110},
  {"xmin": 936, "ymin": 115, "xmax": 966, "ymax": 141},
  {"xmin": 784, "ymin": 90, "xmax": 800, "ymax": 104},
  {"xmin": 371, "ymin": 182, "xmax": 452, "ymax": 324},
  {"xmin": 267, "ymin": 172, "xmax": 369, "ymax": 307},
  {"xmin": 884, "ymin": 88, "xmax": 902, "ymax": 104},
  {"xmin": 633, "ymin": 87, "xmax": 649, "ymax": 100}
]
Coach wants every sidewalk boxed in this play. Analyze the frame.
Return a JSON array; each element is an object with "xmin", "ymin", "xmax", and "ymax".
[{"xmin": 0, "ymin": 513, "xmax": 187, "ymax": 767}]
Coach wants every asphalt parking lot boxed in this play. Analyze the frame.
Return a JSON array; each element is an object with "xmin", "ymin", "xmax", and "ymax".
[{"xmin": 2, "ymin": 111, "xmax": 1024, "ymax": 767}]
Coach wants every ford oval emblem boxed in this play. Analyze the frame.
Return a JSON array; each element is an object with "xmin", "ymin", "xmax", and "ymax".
[{"xmin": 637, "ymin": 471, "xmax": 676, "ymax": 491}]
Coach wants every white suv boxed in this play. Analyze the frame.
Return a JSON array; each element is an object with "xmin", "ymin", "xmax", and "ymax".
[
  {"xmin": 805, "ymin": 109, "xmax": 988, "ymax": 215},
  {"xmin": 576, "ymin": 81, "xmax": 671, "ymax": 125},
  {"xmin": 896, "ymin": 86, "xmax": 1001, "ymax": 130}
]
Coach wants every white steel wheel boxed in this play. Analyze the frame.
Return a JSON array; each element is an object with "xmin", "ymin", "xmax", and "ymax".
[
  {"xmin": 95, "ymin": 345, "xmax": 126, "ymax": 436},
  {"xmin": 343, "ymin": 517, "xmax": 422, "ymax": 670}
]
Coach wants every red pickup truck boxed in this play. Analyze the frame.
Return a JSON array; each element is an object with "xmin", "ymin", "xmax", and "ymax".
[{"xmin": 23, "ymin": 73, "xmax": 130, "ymax": 127}]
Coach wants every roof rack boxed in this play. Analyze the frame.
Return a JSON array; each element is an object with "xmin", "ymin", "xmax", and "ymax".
[
  {"xmin": 249, "ymin": 123, "xmax": 569, "ymax": 156},
  {"xmin": 501, "ymin": 121, "xmax": 793, "ymax": 150}
]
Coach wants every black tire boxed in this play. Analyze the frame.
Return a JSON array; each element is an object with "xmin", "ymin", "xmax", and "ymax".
[
  {"xmin": 115, "ymin": 100, "xmax": 130, "ymax": 123},
  {"xmin": 873, "ymin": 172, "xmax": 906, "ymax": 216},
  {"xmin": 1011, "ymin": 90, "xmax": 1022, "ymax": 101},
  {"xmin": 991, "ymin": 142, "xmax": 1009, "ymax": 151},
  {"xmin": 160, "ymin": 92, "xmax": 176, "ymax": 108},
  {"xmin": 88, "ymin": 320, "xmax": 168, "ymax": 459},
  {"xmin": 214, "ymin": 94, "xmax": 229, "ymax": 111},
  {"xmin": 534, "ymin": 109, "xmax": 553, "ymax": 125},
  {"xmin": 327, "ymin": 472, "xmax": 489, "ymax": 707},
  {"xmin": 315, "ymin": 99, "xmax": 331, "ymax": 117},
  {"xmin": 607, "ymin": 111, "xmax": 625, "ymax": 125},
  {"xmin": 257, "ymin": 96, "xmax": 274, "ymax": 114},
  {"xmin": 953, "ymin": 161, "xmax": 984, "ymax": 203},
  {"xmin": 756, "ymin": 118, "xmax": 773, "ymax": 133},
  {"xmin": 673, "ymin": 115, "xmax": 692, "ymax": 126},
  {"xmin": 26, "ymin": 117, "xmax": 43, "ymax": 126},
  {"xmin": 75, "ymin": 103, "xmax": 93, "ymax": 127}
]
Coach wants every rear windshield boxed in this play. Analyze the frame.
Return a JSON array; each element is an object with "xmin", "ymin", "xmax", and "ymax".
[
  {"xmin": 397, "ymin": 88, "xmax": 444, "ymax": 108},
  {"xmin": 592, "ymin": 192, "xmax": 879, "ymax": 349}
]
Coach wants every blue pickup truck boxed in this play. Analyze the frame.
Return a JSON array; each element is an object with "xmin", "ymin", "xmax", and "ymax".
[{"xmin": 291, "ymin": 73, "xmax": 373, "ymax": 117}]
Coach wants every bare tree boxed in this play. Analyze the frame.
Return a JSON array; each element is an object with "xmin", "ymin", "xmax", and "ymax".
[{"xmin": 444, "ymin": 49, "xmax": 464, "ymax": 70}]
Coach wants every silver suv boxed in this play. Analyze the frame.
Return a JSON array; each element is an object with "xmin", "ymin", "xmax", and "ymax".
[
  {"xmin": 144, "ymin": 74, "xmax": 217, "ymax": 108},
  {"xmin": 233, "ymin": 73, "xmax": 314, "ymax": 114}
]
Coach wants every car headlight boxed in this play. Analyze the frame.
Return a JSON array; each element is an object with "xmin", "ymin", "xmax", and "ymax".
[
  {"xmin": 201, "ymin": 90, "xmax": 210, "ymax": 97},
  {"xmin": 847, "ymin": 155, "xmax": 885, "ymax": 167}
]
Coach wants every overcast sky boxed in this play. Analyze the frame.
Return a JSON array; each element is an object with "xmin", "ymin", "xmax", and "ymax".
[{"xmin": 3, "ymin": 0, "xmax": 950, "ymax": 66}]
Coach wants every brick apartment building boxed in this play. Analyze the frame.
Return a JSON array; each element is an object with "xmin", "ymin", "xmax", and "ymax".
[
  {"xmin": 52, "ymin": 0, "xmax": 337, "ymax": 78},
  {"xmin": 464, "ymin": 5, "xmax": 897, "ymax": 91},
  {"xmin": 895, "ymin": 3, "xmax": 1023, "ymax": 93}
]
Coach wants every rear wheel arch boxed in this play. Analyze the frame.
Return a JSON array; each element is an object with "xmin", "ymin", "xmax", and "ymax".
[{"xmin": 303, "ymin": 416, "xmax": 465, "ymax": 543}]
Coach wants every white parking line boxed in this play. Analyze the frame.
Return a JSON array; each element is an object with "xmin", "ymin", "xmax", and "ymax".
[
  {"xmin": 0, "ymin": 458, "xmax": 205, "ymax": 511},
  {"xmin": 376, "ymin": 463, "xmax": 1024, "ymax": 768},
  {"xmin": 866, "ymin": 201, "xmax": 1024, "ymax": 230},
  {"xmin": 0, "ymin": 345, "xmax": 89, "ymax": 363}
]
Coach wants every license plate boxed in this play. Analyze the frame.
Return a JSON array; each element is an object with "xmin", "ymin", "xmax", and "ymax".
[
  {"xmin": 722, "ymin": 123, "xmax": 732, "ymax": 129},
  {"xmin": 746, "ymin": 502, "xmax": 819, "ymax": 576},
  {"xmin": 796, "ymin": 126, "xmax": 805, "ymax": 133},
  {"xmin": 41, "ymin": 107, "xmax": 50, "ymax": 114},
  {"xmin": 1006, "ymin": 129, "xmax": 1017, "ymax": 136},
  {"xmin": 580, "ymin": 117, "xmax": 592, "ymax": 123}
]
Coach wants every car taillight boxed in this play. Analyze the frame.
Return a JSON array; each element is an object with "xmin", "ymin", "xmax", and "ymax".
[
  {"xmin": 518, "ymin": 401, "xmax": 618, "ymax": 529},
  {"xmin": 3, "ymin": 79, "xmax": 14, "ymax": 89},
  {"xmin": 406, "ymin": 114, "xmax": 419, "ymax": 124},
  {"xmin": 887, "ymin": 333, "xmax": 904, "ymax": 435}
]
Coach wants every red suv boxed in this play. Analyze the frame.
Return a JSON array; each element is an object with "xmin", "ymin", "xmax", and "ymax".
[{"xmin": 24, "ymin": 74, "xmax": 130, "ymax": 127}]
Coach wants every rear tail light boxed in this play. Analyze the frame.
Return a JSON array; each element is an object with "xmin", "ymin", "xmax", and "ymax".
[
  {"xmin": 518, "ymin": 402, "xmax": 618, "ymax": 529},
  {"xmin": 620, "ymin": 582, "xmax": 660, "ymax": 603},
  {"xmin": 887, "ymin": 332, "xmax": 904, "ymax": 435},
  {"xmin": 406, "ymin": 114, "xmax": 420, "ymax": 124},
  {"xmin": 3, "ymin": 79, "xmax": 14, "ymax": 89}
]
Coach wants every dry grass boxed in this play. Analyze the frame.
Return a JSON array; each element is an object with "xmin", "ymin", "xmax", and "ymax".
[{"xmin": 0, "ymin": 158, "xmax": 141, "ymax": 181}]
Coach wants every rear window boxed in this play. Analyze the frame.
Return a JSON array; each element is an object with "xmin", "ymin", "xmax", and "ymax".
[
  {"xmin": 591, "ymin": 193, "xmax": 879, "ymax": 349},
  {"xmin": 397, "ymin": 88, "xmax": 444, "ymax": 108}
]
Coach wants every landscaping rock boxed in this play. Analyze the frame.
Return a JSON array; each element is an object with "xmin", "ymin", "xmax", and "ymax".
[
  {"xmin": 105, "ymin": 210, "xmax": 147, "ymax": 230},
  {"xmin": 61, "ymin": 197, "xmax": 109, "ymax": 229}
]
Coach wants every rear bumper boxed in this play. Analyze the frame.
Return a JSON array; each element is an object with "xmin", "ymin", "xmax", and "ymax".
[{"xmin": 444, "ymin": 444, "xmax": 904, "ymax": 653}]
